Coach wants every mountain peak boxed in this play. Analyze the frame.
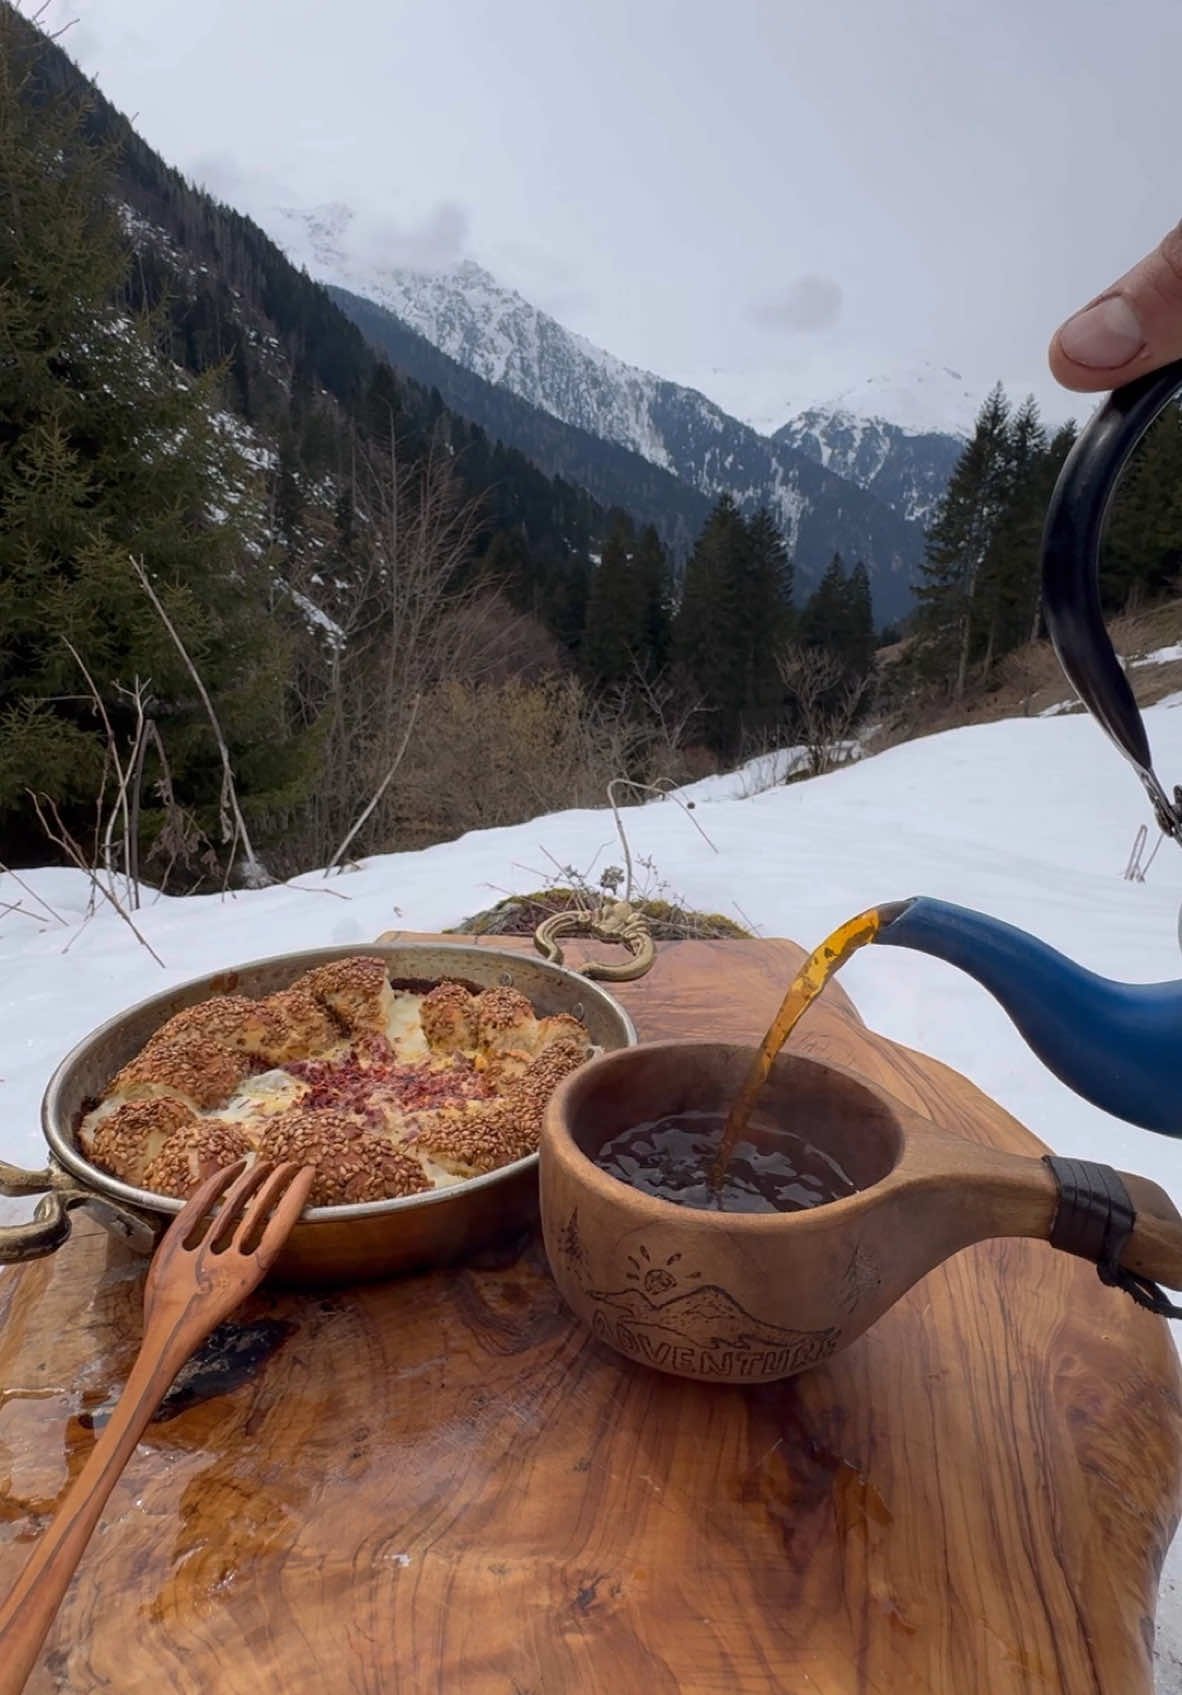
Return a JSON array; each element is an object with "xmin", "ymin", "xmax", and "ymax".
[
  {"xmin": 773, "ymin": 401, "xmax": 964, "ymax": 527},
  {"xmin": 814, "ymin": 362, "xmax": 980, "ymax": 439},
  {"xmin": 270, "ymin": 207, "xmax": 953, "ymax": 619}
]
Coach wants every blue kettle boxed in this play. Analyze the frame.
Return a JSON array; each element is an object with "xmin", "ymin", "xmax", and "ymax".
[{"xmin": 870, "ymin": 362, "xmax": 1182, "ymax": 1140}]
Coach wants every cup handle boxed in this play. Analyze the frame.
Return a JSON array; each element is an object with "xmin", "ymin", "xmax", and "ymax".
[
  {"xmin": 1117, "ymin": 1168, "xmax": 1182, "ymax": 1289},
  {"xmin": 894, "ymin": 1127, "xmax": 1182, "ymax": 1318}
]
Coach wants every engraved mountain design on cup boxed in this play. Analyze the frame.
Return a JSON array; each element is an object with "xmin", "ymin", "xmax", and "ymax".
[{"xmin": 586, "ymin": 1280, "xmax": 832, "ymax": 1355}]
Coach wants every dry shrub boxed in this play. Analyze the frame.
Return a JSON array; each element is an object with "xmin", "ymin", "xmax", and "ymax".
[
  {"xmin": 994, "ymin": 639, "xmax": 1069, "ymax": 715},
  {"xmin": 392, "ymin": 673, "xmax": 634, "ymax": 846},
  {"xmin": 775, "ymin": 643, "xmax": 875, "ymax": 775},
  {"xmin": 677, "ymin": 744, "xmax": 721, "ymax": 784},
  {"xmin": 1105, "ymin": 600, "xmax": 1182, "ymax": 661},
  {"xmin": 434, "ymin": 595, "xmax": 566, "ymax": 686}
]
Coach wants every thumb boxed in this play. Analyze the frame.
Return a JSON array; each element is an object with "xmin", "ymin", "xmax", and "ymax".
[{"xmin": 1049, "ymin": 222, "xmax": 1182, "ymax": 392}]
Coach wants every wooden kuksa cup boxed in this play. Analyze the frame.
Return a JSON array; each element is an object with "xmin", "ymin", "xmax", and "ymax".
[{"xmin": 541, "ymin": 1042, "xmax": 1182, "ymax": 1383}]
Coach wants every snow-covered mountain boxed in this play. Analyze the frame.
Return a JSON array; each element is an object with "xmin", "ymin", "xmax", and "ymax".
[
  {"xmin": 773, "ymin": 406, "xmax": 965, "ymax": 528},
  {"xmin": 267, "ymin": 204, "xmax": 930, "ymax": 622},
  {"xmin": 809, "ymin": 365, "xmax": 982, "ymax": 438},
  {"xmin": 675, "ymin": 356, "xmax": 986, "ymax": 443},
  {"xmin": 274, "ymin": 205, "xmax": 679, "ymax": 458}
]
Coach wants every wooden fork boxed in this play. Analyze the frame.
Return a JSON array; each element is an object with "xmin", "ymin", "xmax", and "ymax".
[{"xmin": 0, "ymin": 1158, "xmax": 315, "ymax": 1695}]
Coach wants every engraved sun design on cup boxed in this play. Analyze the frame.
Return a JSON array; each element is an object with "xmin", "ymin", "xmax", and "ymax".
[{"xmin": 626, "ymin": 1244, "xmax": 702, "ymax": 1297}]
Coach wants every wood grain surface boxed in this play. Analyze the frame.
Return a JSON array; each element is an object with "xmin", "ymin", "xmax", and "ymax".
[
  {"xmin": 0, "ymin": 1161, "xmax": 315, "ymax": 1695},
  {"xmin": 1, "ymin": 934, "xmax": 1179, "ymax": 1695}
]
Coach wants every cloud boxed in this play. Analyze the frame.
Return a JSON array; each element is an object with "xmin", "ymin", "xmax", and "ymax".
[
  {"xmin": 352, "ymin": 202, "xmax": 469, "ymax": 273},
  {"xmin": 749, "ymin": 274, "xmax": 844, "ymax": 334},
  {"xmin": 181, "ymin": 162, "xmax": 471, "ymax": 280},
  {"xmin": 486, "ymin": 239, "xmax": 596, "ymax": 322}
]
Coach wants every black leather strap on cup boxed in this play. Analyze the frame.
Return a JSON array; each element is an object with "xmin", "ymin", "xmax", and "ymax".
[{"xmin": 1043, "ymin": 1154, "xmax": 1182, "ymax": 1319}]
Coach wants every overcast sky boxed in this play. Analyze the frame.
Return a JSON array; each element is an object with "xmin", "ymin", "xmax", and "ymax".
[{"xmin": 40, "ymin": 0, "xmax": 1182, "ymax": 431}]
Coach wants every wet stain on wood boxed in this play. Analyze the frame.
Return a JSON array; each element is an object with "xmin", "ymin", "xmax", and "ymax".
[{"xmin": 76, "ymin": 1319, "xmax": 297, "ymax": 1430}]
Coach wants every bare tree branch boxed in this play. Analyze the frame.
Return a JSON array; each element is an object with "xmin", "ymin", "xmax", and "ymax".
[
  {"xmin": 28, "ymin": 791, "xmax": 166, "ymax": 967},
  {"xmin": 128, "ymin": 554, "xmax": 267, "ymax": 884},
  {"xmin": 0, "ymin": 861, "xmax": 66, "ymax": 925},
  {"xmin": 775, "ymin": 644, "xmax": 873, "ymax": 776},
  {"xmin": 60, "ymin": 637, "xmax": 131, "ymax": 898},
  {"xmin": 327, "ymin": 693, "xmax": 422, "ymax": 872},
  {"xmin": 606, "ymin": 776, "xmax": 719, "ymax": 865}
]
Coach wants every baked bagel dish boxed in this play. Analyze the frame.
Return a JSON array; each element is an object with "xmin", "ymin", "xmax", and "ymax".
[{"xmin": 79, "ymin": 958, "xmax": 592, "ymax": 1205}]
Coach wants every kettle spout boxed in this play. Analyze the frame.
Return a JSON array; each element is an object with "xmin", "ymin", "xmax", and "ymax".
[{"xmin": 873, "ymin": 896, "xmax": 1182, "ymax": 1137}]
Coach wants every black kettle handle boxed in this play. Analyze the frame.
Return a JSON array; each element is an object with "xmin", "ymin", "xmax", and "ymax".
[{"xmin": 1041, "ymin": 360, "xmax": 1182, "ymax": 840}]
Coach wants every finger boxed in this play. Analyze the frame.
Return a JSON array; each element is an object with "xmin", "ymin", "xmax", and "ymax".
[{"xmin": 1049, "ymin": 222, "xmax": 1182, "ymax": 392}]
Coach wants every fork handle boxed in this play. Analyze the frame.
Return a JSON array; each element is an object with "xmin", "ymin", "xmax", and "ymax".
[{"xmin": 0, "ymin": 1320, "xmax": 197, "ymax": 1695}]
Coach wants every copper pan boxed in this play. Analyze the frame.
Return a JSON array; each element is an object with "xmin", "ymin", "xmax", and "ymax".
[{"xmin": 0, "ymin": 927, "xmax": 648, "ymax": 1288}]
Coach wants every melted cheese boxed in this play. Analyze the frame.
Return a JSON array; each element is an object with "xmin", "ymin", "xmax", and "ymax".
[
  {"xmin": 384, "ymin": 991, "xmax": 430, "ymax": 1062},
  {"xmin": 421, "ymin": 1156, "xmax": 465, "ymax": 1190},
  {"xmin": 218, "ymin": 1068, "xmax": 308, "ymax": 1129},
  {"xmin": 78, "ymin": 1094, "xmax": 120, "ymax": 1148}
]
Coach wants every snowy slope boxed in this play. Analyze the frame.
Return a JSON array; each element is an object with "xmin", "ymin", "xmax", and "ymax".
[
  {"xmin": 268, "ymin": 203, "xmax": 709, "ymax": 471},
  {"xmin": 326, "ymin": 249, "xmax": 681, "ymax": 473},
  {"xmin": 806, "ymin": 365, "xmax": 984, "ymax": 440},
  {"xmin": 6, "ymin": 704, "xmax": 1182, "ymax": 1680}
]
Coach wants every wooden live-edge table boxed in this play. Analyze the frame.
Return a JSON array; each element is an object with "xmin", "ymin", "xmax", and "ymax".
[{"xmin": 0, "ymin": 934, "xmax": 1180, "ymax": 1694}]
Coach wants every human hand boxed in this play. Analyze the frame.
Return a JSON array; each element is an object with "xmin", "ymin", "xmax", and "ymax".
[{"xmin": 1050, "ymin": 223, "xmax": 1182, "ymax": 391}]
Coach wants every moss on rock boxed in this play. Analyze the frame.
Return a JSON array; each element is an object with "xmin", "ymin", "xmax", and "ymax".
[{"xmin": 451, "ymin": 888, "xmax": 750, "ymax": 942}]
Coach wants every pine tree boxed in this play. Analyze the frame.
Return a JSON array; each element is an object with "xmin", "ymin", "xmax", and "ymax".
[
  {"xmin": 1027, "ymin": 422, "xmax": 1076, "ymax": 642},
  {"xmin": 633, "ymin": 523, "xmax": 673, "ymax": 677},
  {"xmin": 791, "ymin": 554, "xmax": 874, "ymax": 737},
  {"xmin": 543, "ymin": 551, "xmax": 592, "ymax": 657},
  {"xmin": 912, "ymin": 384, "xmax": 1012, "ymax": 697},
  {"xmin": 1105, "ymin": 403, "xmax": 1182, "ymax": 606},
  {"xmin": 671, "ymin": 499, "xmax": 796, "ymax": 757},
  {"xmin": 800, "ymin": 553, "xmax": 849, "ymax": 651},
  {"xmin": 0, "ymin": 16, "xmax": 305, "ymax": 868},
  {"xmin": 732, "ymin": 507, "xmax": 790, "ymax": 740},
  {"xmin": 975, "ymin": 396, "xmax": 1047, "ymax": 676},
  {"xmin": 675, "ymin": 495, "xmax": 744, "ymax": 745},
  {"xmin": 745, "ymin": 508, "xmax": 793, "ymax": 637},
  {"xmin": 480, "ymin": 524, "xmax": 537, "ymax": 612},
  {"xmin": 845, "ymin": 561, "xmax": 875, "ymax": 678},
  {"xmin": 582, "ymin": 511, "xmax": 647, "ymax": 686}
]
